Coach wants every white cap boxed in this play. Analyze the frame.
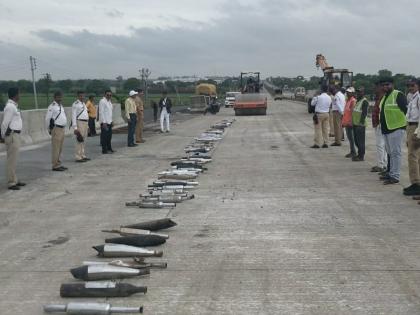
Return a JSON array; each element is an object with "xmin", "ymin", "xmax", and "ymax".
[
  {"xmin": 129, "ymin": 90, "xmax": 138, "ymax": 97},
  {"xmin": 346, "ymin": 87, "xmax": 355, "ymax": 93}
]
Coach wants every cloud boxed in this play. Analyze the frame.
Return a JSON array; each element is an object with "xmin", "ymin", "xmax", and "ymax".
[
  {"xmin": 106, "ymin": 9, "xmax": 124, "ymax": 18},
  {"xmin": 0, "ymin": 0, "xmax": 419, "ymax": 80}
]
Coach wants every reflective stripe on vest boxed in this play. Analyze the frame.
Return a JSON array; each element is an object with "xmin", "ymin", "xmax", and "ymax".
[
  {"xmin": 352, "ymin": 97, "xmax": 368, "ymax": 126},
  {"xmin": 380, "ymin": 90, "xmax": 407, "ymax": 130}
]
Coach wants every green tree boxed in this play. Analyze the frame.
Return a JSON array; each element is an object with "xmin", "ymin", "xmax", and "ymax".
[
  {"xmin": 378, "ymin": 69, "xmax": 392, "ymax": 78},
  {"xmin": 123, "ymin": 77, "xmax": 141, "ymax": 91},
  {"xmin": 56, "ymin": 79, "xmax": 73, "ymax": 93},
  {"xmin": 86, "ymin": 79, "xmax": 108, "ymax": 95},
  {"xmin": 16, "ymin": 80, "xmax": 32, "ymax": 93}
]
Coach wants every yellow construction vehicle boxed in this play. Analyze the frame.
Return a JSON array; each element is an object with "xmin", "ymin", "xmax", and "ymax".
[{"xmin": 315, "ymin": 54, "xmax": 353, "ymax": 88}]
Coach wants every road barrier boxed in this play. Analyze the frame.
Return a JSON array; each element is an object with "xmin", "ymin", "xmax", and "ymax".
[{"xmin": 0, "ymin": 103, "xmax": 126, "ymax": 147}]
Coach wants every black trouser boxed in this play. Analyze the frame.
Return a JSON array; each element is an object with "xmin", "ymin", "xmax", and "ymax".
[
  {"xmin": 153, "ymin": 105, "xmax": 158, "ymax": 122},
  {"xmin": 353, "ymin": 125, "xmax": 366, "ymax": 158},
  {"xmin": 345, "ymin": 126, "xmax": 356, "ymax": 155},
  {"xmin": 88, "ymin": 117, "xmax": 96, "ymax": 136},
  {"xmin": 101, "ymin": 123, "xmax": 113, "ymax": 153},
  {"xmin": 127, "ymin": 113, "xmax": 137, "ymax": 146}
]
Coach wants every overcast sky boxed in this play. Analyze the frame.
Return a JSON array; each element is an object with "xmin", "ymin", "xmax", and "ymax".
[{"xmin": 0, "ymin": 0, "xmax": 417, "ymax": 80}]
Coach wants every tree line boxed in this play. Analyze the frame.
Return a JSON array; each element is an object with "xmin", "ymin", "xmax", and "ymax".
[{"xmin": 270, "ymin": 70, "xmax": 416, "ymax": 98}]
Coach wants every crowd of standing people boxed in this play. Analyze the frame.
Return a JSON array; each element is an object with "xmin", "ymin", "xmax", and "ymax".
[
  {"xmin": 311, "ymin": 77, "xmax": 420, "ymax": 197},
  {"xmin": 0, "ymin": 88, "xmax": 173, "ymax": 190}
]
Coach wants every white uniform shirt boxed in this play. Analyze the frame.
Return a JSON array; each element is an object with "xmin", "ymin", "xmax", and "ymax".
[
  {"xmin": 98, "ymin": 97, "xmax": 113, "ymax": 124},
  {"xmin": 406, "ymin": 91, "xmax": 420, "ymax": 123},
  {"xmin": 45, "ymin": 101, "xmax": 67, "ymax": 128},
  {"xmin": 312, "ymin": 93, "xmax": 332, "ymax": 113},
  {"xmin": 332, "ymin": 91, "xmax": 345, "ymax": 114},
  {"xmin": 72, "ymin": 100, "xmax": 88, "ymax": 130},
  {"xmin": 1, "ymin": 99, "xmax": 22, "ymax": 136}
]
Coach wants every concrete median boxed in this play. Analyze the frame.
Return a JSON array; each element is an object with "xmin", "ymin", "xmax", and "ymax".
[{"xmin": 0, "ymin": 103, "xmax": 126, "ymax": 150}]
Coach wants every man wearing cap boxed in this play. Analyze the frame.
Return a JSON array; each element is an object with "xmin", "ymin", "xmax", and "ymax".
[
  {"xmin": 371, "ymin": 82, "xmax": 387, "ymax": 172},
  {"xmin": 342, "ymin": 87, "xmax": 357, "ymax": 158},
  {"xmin": 310, "ymin": 85, "xmax": 331, "ymax": 148},
  {"xmin": 125, "ymin": 90, "xmax": 138, "ymax": 147},
  {"xmin": 45, "ymin": 91, "xmax": 68, "ymax": 171},
  {"xmin": 330, "ymin": 85, "xmax": 345, "ymax": 146},
  {"xmin": 1, "ymin": 87, "xmax": 25, "ymax": 190},
  {"xmin": 379, "ymin": 77, "xmax": 408, "ymax": 185},
  {"xmin": 135, "ymin": 89, "xmax": 145, "ymax": 143},
  {"xmin": 98, "ymin": 90, "xmax": 114, "ymax": 154},
  {"xmin": 72, "ymin": 91, "xmax": 90, "ymax": 162},
  {"xmin": 403, "ymin": 79, "xmax": 420, "ymax": 195},
  {"xmin": 352, "ymin": 87, "xmax": 369, "ymax": 162}
]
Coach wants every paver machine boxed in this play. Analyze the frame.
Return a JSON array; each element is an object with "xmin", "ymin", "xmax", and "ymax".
[{"xmin": 234, "ymin": 72, "xmax": 267, "ymax": 116}]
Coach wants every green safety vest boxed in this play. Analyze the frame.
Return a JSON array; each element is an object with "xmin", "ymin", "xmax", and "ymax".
[
  {"xmin": 352, "ymin": 97, "xmax": 368, "ymax": 126},
  {"xmin": 380, "ymin": 90, "xmax": 407, "ymax": 130}
]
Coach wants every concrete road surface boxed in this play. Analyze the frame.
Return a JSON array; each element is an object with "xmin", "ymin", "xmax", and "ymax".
[{"xmin": 1, "ymin": 94, "xmax": 420, "ymax": 315}]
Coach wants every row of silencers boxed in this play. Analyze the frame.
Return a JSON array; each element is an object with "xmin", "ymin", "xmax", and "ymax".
[
  {"xmin": 44, "ymin": 302, "xmax": 142, "ymax": 314},
  {"xmin": 125, "ymin": 201, "xmax": 176, "ymax": 209},
  {"xmin": 101, "ymin": 227, "xmax": 169, "ymax": 239},
  {"xmin": 49, "ymin": 220, "xmax": 175, "ymax": 312},
  {"xmin": 60, "ymin": 281, "xmax": 147, "ymax": 298}
]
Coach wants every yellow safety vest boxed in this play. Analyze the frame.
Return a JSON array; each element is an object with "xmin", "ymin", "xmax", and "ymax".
[
  {"xmin": 380, "ymin": 90, "xmax": 407, "ymax": 130},
  {"xmin": 352, "ymin": 97, "xmax": 368, "ymax": 127}
]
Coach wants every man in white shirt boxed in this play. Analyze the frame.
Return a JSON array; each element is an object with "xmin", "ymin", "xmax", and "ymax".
[
  {"xmin": 72, "ymin": 91, "xmax": 90, "ymax": 162},
  {"xmin": 1, "ymin": 88, "xmax": 25, "ymax": 190},
  {"xmin": 404, "ymin": 79, "xmax": 420, "ymax": 195},
  {"xmin": 98, "ymin": 90, "xmax": 114, "ymax": 154},
  {"xmin": 45, "ymin": 91, "xmax": 68, "ymax": 171},
  {"xmin": 311, "ymin": 85, "xmax": 332, "ymax": 148},
  {"xmin": 330, "ymin": 85, "xmax": 345, "ymax": 146},
  {"xmin": 159, "ymin": 91, "xmax": 172, "ymax": 133}
]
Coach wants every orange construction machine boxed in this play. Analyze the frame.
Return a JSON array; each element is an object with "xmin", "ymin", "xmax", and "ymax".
[{"xmin": 234, "ymin": 72, "xmax": 267, "ymax": 116}]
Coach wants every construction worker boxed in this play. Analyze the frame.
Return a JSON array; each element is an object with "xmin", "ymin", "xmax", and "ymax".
[
  {"xmin": 330, "ymin": 85, "xmax": 345, "ymax": 146},
  {"xmin": 86, "ymin": 95, "xmax": 97, "ymax": 137},
  {"xmin": 379, "ymin": 77, "xmax": 408, "ymax": 185},
  {"xmin": 159, "ymin": 91, "xmax": 172, "ymax": 133},
  {"xmin": 1, "ymin": 87, "xmax": 25, "ymax": 190},
  {"xmin": 310, "ymin": 85, "xmax": 331, "ymax": 148},
  {"xmin": 98, "ymin": 90, "xmax": 114, "ymax": 154},
  {"xmin": 403, "ymin": 78, "xmax": 420, "ymax": 195},
  {"xmin": 45, "ymin": 91, "xmax": 68, "ymax": 171},
  {"xmin": 134, "ymin": 88, "xmax": 145, "ymax": 143},
  {"xmin": 72, "ymin": 91, "xmax": 90, "ymax": 163},
  {"xmin": 125, "ymin": 90, "xmax": 138, "ymax": 147},
  {"xmin": 352, "ymin": 87, "xmax": 369, "ymax": 162},
  {"xmin": 342, "ymin": 87, "xmax": 356, "ymax": 158},
  {"xmin": 371, "ymin": 82, "xmax": 387, "ymax": 172}
]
